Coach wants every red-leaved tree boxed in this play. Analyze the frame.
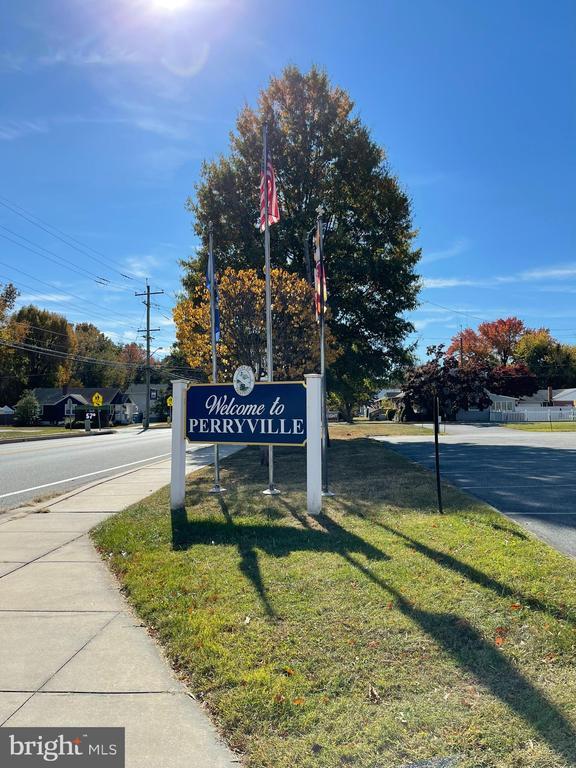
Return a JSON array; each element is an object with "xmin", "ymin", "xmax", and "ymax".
[
  {"xmin": 489, "ymin": 363, "xmax": 538, "ymax": 398},
  {"xmin": 447, "ymin": 317, "xmax": 527, "ymax": 366}
]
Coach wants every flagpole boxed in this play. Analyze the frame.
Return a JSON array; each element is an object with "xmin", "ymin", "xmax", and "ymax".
[
  {"xmin": 262, "ymin": 123, "xmax": 279, "ymax": 495},
  {"xmin": 208, "ymin": 221, "xmax": 224, "ymax": 494},
  {"xmin": 316, "ymin": 206, "xmax": 333, "ymax": 496}
]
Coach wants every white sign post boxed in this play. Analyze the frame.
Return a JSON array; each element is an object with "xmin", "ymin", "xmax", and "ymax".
[
  {"xmin": 170, "ymin": 379, "xmax": 188, "ymax": 511},
  {"xmin": 305, "ymin": 374, "xmax": 322, "ymax": 516}
]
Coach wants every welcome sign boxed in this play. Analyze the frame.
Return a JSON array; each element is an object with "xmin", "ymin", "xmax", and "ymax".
[{"xmin": 186, "ymin": 382, "xmax": 307, "ymax": 446}]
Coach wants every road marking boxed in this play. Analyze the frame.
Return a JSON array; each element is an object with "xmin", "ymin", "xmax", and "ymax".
[
  {"xmin": 0, "ymin": 453, "xmax": 172, "ymax": 499},
  {"xmin": 0, "ymin": 431, "xmax": 170, "ymax": 457}
]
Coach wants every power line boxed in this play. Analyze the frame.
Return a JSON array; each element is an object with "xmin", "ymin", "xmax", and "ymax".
[
  {"xmin": 0, "ymin": 261, "xmax": 138, "ymax": 324},
  {"xmin": 0, "ymin": 227, "xmax": 115, "ymax": 286},
  {"xmin": 0, "ymin": 273, "xmax": 128, "ymax": 328},
  {"xmin": 0, "ymin": 195, "xmax": 181, "ymax": 297},
  {"xmin": 0, "ymin": 338, "xmax": 145, "ymax": 369},
  {"xmin": 0, "ymin": 195, "xmax": 141, "ymax": 283}
]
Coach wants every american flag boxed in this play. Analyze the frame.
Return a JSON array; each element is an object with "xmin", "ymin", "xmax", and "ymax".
[{"xmin": 259, "ymin": 150, "xmax": 280, "ymax": 232}]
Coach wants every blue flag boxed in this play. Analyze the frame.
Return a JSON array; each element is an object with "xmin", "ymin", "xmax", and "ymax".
[{"xmin": 206, "ymin": 253, "xmax": 221, "ymax": 342}]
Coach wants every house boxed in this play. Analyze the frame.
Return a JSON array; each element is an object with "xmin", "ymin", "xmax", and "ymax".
[
  {"xmin": 518, "ymin": 388, "xmax": 576, "ymax": 408},
  {"xmin": 32, "ymin": 387, "xmax": 138, "ymax": 425},
  {"xmin": 0, "ymin": 405, "xmax": 15, "ymax": 426},
  {"xmin": 390, "ymin": 389, "xmax": 516, "ymax": 422},
  {"xmin": 126, "ymin": 383, "xmax": 169, "ymax": 422}
]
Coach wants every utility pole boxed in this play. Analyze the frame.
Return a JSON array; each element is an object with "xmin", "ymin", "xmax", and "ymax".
[{"xmin": 136, "ymin": 281, "xmax": 163, "ymax": 430}]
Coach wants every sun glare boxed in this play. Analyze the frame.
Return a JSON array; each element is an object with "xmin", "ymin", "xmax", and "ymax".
[{"xmin": 148, "ymin": 0, "xmax": 192, "ymax": 13}]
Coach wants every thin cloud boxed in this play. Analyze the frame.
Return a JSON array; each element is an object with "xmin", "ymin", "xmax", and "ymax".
[
  {"xmin": 0, "ymin": 119, "xmax": 49, "ymax": 141},
  {"xmin": 17, "ymin": 293, "xmax": 75, "ymax": 303},
  {"xmin": 422, "ymin": 277, "xmax": 480, "ymax": 289},
  {"xmin": 518, "ymin": 266, "xmax": 576, "ymax": 281},
  {"xmin": 413, "ymin": 315, "xmax": 456, "ymax": 331},
  {"xmin": 423, "ymin": 262, "xmax": 576, "ymax": 291},
  {"xmin": 421, "ymin": 238, "xmax": 470, "ymax": 265},
  {"xmin": 122, "ymin": 255, "xmax": 160, "ymax": 279}
]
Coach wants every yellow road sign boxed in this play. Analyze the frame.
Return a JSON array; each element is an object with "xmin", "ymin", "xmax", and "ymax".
[
  {"xmin": 92, "ymin": 392, "xmax": 104, "ymax": 407},
  {"xmin": 167, "ymin": 395, "xmax": 173, "ymax": 407}
]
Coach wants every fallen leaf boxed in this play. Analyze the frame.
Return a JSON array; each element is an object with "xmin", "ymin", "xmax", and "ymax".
[
  {"xmin": 367, "ymin": 640, "xmax": 380, "ymax": 649},
  {"xmin": 292, "ymin": 697, "xmax": 305, "ymax": 705},
  {"xmin": 386, "ymin": 602, "xmax": 393, "ymax": 610},
  {"xmin": 495, "ymin": 636, "xmax": 505, "ymax": 647},
  {"xmin": 273, "ymin": 693, "xmax": 286, "ymax": 703},
  {"xmin": 282, "ymin": 666, "xmax": 295, "ymax": 676},
  {"xmin": 510, "ymin": 603, "xmax": 522, "ymax": 610}
]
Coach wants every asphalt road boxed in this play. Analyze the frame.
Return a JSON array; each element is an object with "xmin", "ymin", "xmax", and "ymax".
[
  {"xmin": 377, "ymin": 424, "xmax": 576, "ymax": 558},
  {"xmin": 0, "ymin": 427, "xmax": 235, "ymax": 511}
]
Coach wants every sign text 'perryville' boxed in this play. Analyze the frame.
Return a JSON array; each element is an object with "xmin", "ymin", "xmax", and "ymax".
[{"xmin": 186, "ymin": 382, "xmax": 307, "ymax": 446}]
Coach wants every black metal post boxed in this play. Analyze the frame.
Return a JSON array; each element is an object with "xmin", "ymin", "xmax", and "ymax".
[{"xmin": 433, "ymin": 394, "xmax": 443, "ymax": 514}]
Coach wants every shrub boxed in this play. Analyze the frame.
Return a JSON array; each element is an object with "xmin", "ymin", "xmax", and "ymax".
[{"xmin": 14, "ymin": 390, "xmax": 40, "ymax": 426}]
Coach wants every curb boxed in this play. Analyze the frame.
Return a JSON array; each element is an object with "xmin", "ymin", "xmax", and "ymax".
[{"xmin": 0, "ymin": 429, "xmax": 116, "ymax": 446}]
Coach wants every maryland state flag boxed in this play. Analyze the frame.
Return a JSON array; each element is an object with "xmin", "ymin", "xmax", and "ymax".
[
  {"xmin": 313, "ymin": 224, "xmax": 327, "ymax": 320},
  {"xmin": 314, "ymin": 261, "xmax": 327, "ymax": 320}
]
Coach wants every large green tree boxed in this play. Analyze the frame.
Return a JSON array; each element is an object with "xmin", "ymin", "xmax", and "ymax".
[
  {"xmin": 72, "ymin": 323, "xmax": 124, "ymax": 387},
  {"xmin": 0, "ymin": 282, "xmax": 20, "ymax": 405},
  {"xmin": 9, "ymin": 305, "xmax": 76, "ymax": 389},
  {"xmin": 183, "ymin": 66, "xmax": 420, "ymax": 413},
  {"xmin": 514, "ymin": 330, "xmax": 576, "ymax": 388}
]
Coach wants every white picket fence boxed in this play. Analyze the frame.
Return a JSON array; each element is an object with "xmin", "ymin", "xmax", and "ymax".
[{"xmin": 490, "ymin": 408, "xmax": 576, "ymax": 423}]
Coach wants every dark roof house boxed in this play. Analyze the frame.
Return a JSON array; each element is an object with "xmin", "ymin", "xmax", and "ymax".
[{"xmin": 33, "ymin": 387, "xmax": 136, "ymax": 424}]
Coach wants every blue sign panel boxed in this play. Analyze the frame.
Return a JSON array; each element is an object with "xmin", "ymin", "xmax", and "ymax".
[{"xmin": 186, "ymin": 382, "xmax": 306, "ymax": 446}]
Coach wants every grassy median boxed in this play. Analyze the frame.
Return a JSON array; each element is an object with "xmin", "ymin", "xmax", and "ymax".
[
  {"xmin": 329, "ymin": 420, "xmax": 431, "ymax": 438},
  {"xmin": 92, "ymin": 436, "xmax": 576, "ymax": 768}
]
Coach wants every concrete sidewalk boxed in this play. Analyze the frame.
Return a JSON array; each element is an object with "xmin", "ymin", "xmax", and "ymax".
[{"xmin": 0, "ymin": 446, "xmax": 240, "ymax": 767}]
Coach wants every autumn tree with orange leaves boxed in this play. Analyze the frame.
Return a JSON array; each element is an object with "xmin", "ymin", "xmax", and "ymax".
[
  {"xmin": 173, "ymin": 267, "xmax": 338, "ymax": 381},
  {"xmin": 447, "ymin": 317, "xmax": 527, "ymax": 366}
]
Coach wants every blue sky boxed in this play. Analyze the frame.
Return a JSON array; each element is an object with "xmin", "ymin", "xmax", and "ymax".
[{"xmin": 0, "ymin": 0, "xmax": 575, "ymax": 360}]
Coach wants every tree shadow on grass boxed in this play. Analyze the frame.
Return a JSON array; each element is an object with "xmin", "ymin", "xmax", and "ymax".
[
  {"xmin": 170, "ymin": 445, "xmax": 576, "ymax": 763},
  {"xmin": 340, "ymin": 548, "xmax": 576, "ymax": 766},
  {"xmin": 377, "ymin": 520, "xmax": 576, "ymax": 625},
  {"xmin": 171, "ymin": 495, "xmax": 388, "ymax": 619},
  {"xmin": 334, "ymin": 495, "xmax": 575, "ymax": 627}
]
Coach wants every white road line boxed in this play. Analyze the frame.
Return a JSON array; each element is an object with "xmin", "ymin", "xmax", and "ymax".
[{"xmin": 0, "ymin": 453, "xmax": 172, "ymax": 499}]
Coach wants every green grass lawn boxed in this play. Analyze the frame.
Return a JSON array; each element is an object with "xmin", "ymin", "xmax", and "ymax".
[
  {"xmin": 329, "ymin": 420, "xmax": 431, "ymax": 438},
  {"xmin": 92, "ymin": 439, "xmax": 576, "ymax": 768},
  {"xmin": 0, "ymin": 426, "xmax": 72, "ymax": 440},
  {"xmin": 505, "ymin": 422, "xmax": 576, "ymax": 432}
]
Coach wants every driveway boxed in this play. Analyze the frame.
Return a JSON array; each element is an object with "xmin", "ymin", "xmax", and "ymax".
[{"xmin": 376, "ymin": 424, "xmax": 576, "ymax": 558}]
